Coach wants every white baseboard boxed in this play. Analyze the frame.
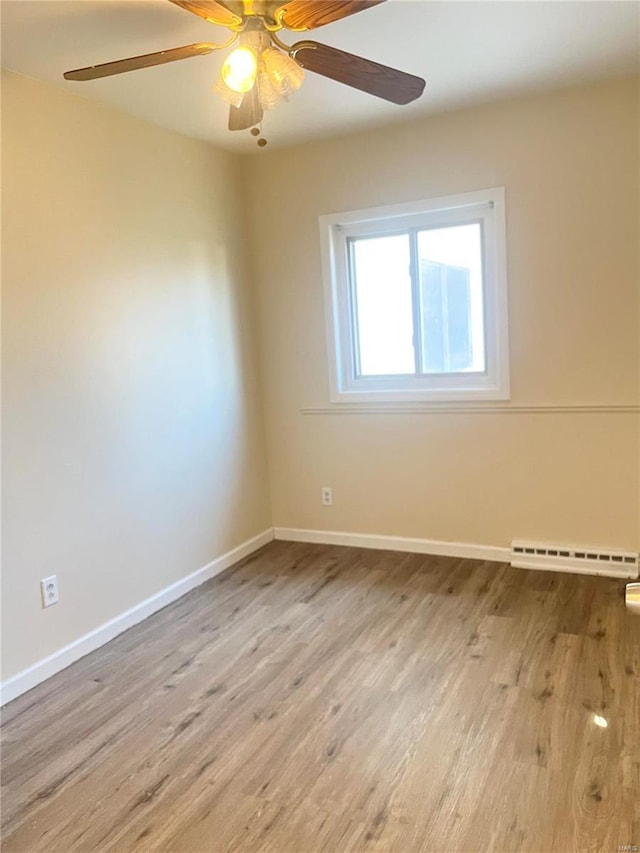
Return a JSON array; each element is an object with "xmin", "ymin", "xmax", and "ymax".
[
  {"xmin": 274, "ymin": 527, "xmax": 510, "ymax": 563},
  {"xmin": 0, "ymin": 528, "xmax": 274, "ymax": 707}
]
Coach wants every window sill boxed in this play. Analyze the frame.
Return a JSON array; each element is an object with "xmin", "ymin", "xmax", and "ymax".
[
  {"xmin": 329, "ymin": 387, "xmax": 510, "ymax": 404},
  {"xmin": 301, "ymin": 403, "xmax": 639, "ymax": 415}
]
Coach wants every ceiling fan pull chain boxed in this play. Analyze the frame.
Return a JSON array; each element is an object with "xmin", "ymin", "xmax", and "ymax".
[{"xmin": 251, "ymin": 119, "xmax": 268, "ymax": 147}]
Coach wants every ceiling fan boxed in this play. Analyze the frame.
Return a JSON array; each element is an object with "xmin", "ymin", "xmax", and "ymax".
[{"xmin": 63, "ymin": 0, "xmax": 426, "ymax": 144}]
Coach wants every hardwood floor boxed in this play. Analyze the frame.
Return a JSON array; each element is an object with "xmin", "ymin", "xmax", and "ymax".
[{"xmin": 2, "ymin": 541, "xmax": 638, "ymax": 852}]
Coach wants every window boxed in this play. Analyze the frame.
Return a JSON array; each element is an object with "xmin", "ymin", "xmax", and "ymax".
[{"xmin": 319, "ymin": 188, "xmax": 510, "ymax": 403}]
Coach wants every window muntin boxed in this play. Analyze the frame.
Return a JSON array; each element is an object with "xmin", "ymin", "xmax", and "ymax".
[{"xmin": 320, "ymin": 189, "xmax": 509, "ymax": 403}]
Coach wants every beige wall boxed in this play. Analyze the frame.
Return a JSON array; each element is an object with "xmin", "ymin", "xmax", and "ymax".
[
  {"xmin": 1, "ymin": 71, "xmax": 271, "ymax": 680},
  {"xmin": 2, "ymin": 72, "xmax": 639, "ymax": 685},
  {"xmin": 245, "ymin": 76, "xmax": 640, "ymax": 550}
]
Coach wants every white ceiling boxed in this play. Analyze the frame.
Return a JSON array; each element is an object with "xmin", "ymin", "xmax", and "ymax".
[{"xmin": 1, "ymin": 0, "xmax": 638, "ymax": 152}]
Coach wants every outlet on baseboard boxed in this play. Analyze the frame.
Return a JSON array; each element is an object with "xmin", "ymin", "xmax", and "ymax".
[
  {"xmin": 321, "ymin": 487, "xmax": 333, "ymax": 506},
  {"xmin": 40, "ymin": 575, "xmax": 59, "ymax": 608}
]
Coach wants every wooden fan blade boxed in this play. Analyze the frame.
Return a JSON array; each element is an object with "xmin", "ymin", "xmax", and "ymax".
[
  {"xmin": 228, "ymin": 86, "xmax": 263, "ymax": 130},
  {"xmin": 64, "ymin": 43, "xmax": 218, "ymax": 81},
  {"xmin": 168, "ymin": 0, "xmax": 242, "ymax": 27},
  {"xmin": 276, "ymin": 0, "xmax": 386, "ymax": 31},
  {"xmin": 290, "ymin": 41, "xmax": 425, "ymax": 104}
]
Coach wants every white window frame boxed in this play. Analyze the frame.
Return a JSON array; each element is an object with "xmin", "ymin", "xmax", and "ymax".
[{"xmin": 319, "ymin": 187, "xmax": 510, "ymax": 404}]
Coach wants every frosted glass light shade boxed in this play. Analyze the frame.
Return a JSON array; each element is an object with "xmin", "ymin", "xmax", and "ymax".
[
  {"xmin": 222, "ymin": 46, "xmax": 258, "ymax": 93},
  {"xmin": 262, "ymin": 47, "xmax": 304, "ymax": 96},
  {"xmin": 213, "ymin": 76, "xmax": 244, "ymax": 107},
  {"xmin": 257, "ymin": 66, "xmax": 282, "ymax": 110}
]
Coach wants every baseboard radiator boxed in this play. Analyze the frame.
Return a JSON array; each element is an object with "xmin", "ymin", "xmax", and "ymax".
[{"xmin": 511, "ymin": 540, "xmax": 638, "ymax": 579}]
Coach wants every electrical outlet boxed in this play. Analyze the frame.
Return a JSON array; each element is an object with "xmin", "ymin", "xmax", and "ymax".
[
  {"xmin": 40, "ymin": 575, "xmax": 59, "ymax": 608},
  {"xmin": 322, "ymin": 487, "xmax": 333, "ymax": 506}
]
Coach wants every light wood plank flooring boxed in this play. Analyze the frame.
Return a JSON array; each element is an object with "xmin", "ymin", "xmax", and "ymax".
[{"xmin": 2, "ymin": 541, "xmax": 639, "ymax": 852}]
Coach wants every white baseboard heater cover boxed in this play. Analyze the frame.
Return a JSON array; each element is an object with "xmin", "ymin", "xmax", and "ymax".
[{"xmin": 511, "ymin": 540, "xmax": 638, "ymax": 579}]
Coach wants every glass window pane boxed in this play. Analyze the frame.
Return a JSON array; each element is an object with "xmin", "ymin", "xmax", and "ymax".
[
  {"xmin": 351, "ymin": 234, "xmax": 414, "ymax": 376},
  {"xmin": 417, "ymin": 224, "xmax": 485, "ymax": 374}
]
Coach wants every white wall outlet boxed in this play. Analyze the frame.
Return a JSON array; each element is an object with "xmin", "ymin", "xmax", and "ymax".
[
  {"xmin": 322, "ymin": 487, "xmax": 333, "ymax": 507},
  {"xmin": 40, "ymin": 575, "xmax": 59, "ymax": 608}
]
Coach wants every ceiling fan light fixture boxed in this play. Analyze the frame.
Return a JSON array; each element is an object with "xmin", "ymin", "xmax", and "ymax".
[
  {"xmin": 262, "ymin": 47, "xmax": 304, "ymax": 96},
  {"xmin": 221, "ymin": 45, "xmax": 258, "ymax": 93}
]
